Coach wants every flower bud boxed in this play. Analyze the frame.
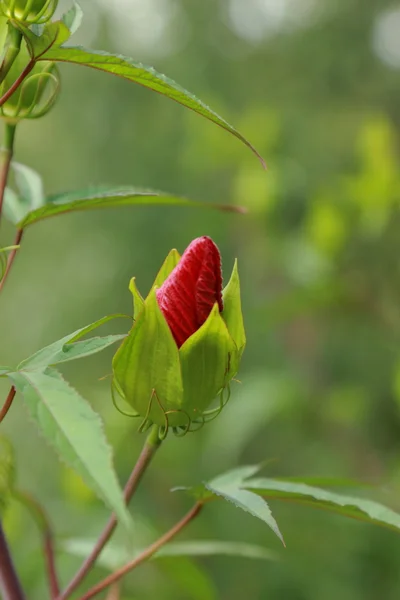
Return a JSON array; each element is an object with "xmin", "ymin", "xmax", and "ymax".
[
  {"xmin": 0, "ymin": 40, "xmax": 60, "ymax": 121},
  {"xmin": 113, "ymin": 237, "xmax": 246, "ymax": 435},
  {"xmin": 1, "ymin": 0, "xmax": 58, "ymax": 24}
]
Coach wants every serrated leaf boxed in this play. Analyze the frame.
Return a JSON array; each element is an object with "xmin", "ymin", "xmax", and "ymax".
[
  {"xmin": 205, "ymin": 483, "xmax": 285, "ymax": 546},
  {"xmin": 208, "ymin": 465, "xmax": 262, "ymax": 489},
  {"xmin": 18, "ymin": 314, "xmax": 127, "ymax": 370},
  {"xmin": 62, "ymin": 538, "xmax": 276, "ymax": 571},
  {"xmin": 245, "ymin": 478, "xmax": 400, "ymax": 533},
  {"xmin": 0, "ymin": 437, "xmax": 15, "ymax": 515},
  {"xmin": 36, "ymin": 47, "xmax": 264, "ymax": 166},
  {"xmin": 17, "ymin": 187, "xmax": 241, "ymax": 229},
  {"xmin": 7, "ymin": 368, "xmax": 131, "ymax": 529},
  {"xmin": 62, "ymin": 1, "xmax": 83, "ymax": 35}
]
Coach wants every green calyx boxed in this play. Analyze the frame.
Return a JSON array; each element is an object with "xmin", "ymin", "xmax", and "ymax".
[
  {"xmin": 112, "ymin": 250, "xmax": 245, "ymax": 436},
  {"xmin": 0, "ymin": 0, "xmax": 58, "ymax": 24}
]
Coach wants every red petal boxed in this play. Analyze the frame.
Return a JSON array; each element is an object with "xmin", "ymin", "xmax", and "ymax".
[{"xmin": 156, "ymin": 236, "xmax": 223, "ymax": 347}]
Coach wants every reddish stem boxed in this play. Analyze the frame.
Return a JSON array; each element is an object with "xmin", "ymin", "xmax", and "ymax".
[
  {"xmin": 0, "ymin": 229, "xmax": 23, "ymax": 295},
  {"xmin": 0, "ymin": 522, "xmax": 25, "ymax": 600},
  {"xmin": 0, "ymin": 60, "xmax": 35, "ymax": 108},
  {"xmin": 58, "ymin": 426, "xmax": 162, "ymax": 600},
  {"xmin": 0, "ymin": 386, "xmax": 16, "ymax": 424},
  {"xmin": 78, "ymin": 502, "xmax": 203, "ymax": 600}
]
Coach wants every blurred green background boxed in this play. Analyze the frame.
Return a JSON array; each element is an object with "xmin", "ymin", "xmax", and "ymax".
[{"xmin": 2, "ymin": 0, "xmax": 400, "ymax": 598}]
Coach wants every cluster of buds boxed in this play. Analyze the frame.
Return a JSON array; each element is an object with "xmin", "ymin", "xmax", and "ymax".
[
  {"xmin": 0, "ymin": 13, "xmax": 60, "ymax": 121},
  {"xmin": 113, "ymin": 237, "xmax": 245, "ymax": 437},
  {"xmin": 0, "ymin": 0, "xmax": 58, "ymax": 24}
]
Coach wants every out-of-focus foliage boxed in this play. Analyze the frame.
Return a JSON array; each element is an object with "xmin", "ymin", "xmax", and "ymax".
[{"xmin": 1, "ymin": 0, "xmax": 400, "ymax": 598}]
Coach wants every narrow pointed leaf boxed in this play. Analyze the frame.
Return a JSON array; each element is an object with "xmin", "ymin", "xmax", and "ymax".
[
  {"xmin": 18, "ymin": 314, "xmax": 128, "ymax": 370},
  {"xmin": 245, "ymin": 478, "xmax": 400, "ymax": 533},
  {"xmin": 153, "ymin": 249, "xmax": 181, "ymax": 288},
  {"xmin": 0, "ymin": 367, "xmax": 11, "ymax": 376},
  {"xmin": 36, "ymin": 47, "xmax": 264, "ymax": 166},
  {"xmin": 208, "ymin": 465, "xmax": 262, "ymax": 489},
  {"xmin": 62, "ymin": 538, "xmax": 276, "ymax": 571},
  {"xmin": 222, "ymin": 260, "xmax": 246, "ymax": 358},
  {"xmin": 7, "ymin": 368, "xmax": 131, "ymax": 529},
  {"xmin": 62, "ymin": 1, "xmax": 83, "ymax": 35},
  {"xmin": 205, "ymin": 483, "xmax": 285, "ymax": 546},
  {"xmin": 129, "ymin": 278, "xmax": 144, "ymax": 320},
  {"xmin": 17, "ymin": 188, "xmax": 242, "ymax": 229}
]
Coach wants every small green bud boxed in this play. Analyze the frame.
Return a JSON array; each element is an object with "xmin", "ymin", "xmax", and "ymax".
[
  {"xmin": 1, "ymin": 0, "xmax": 58, "ymax": 24},
  {"xmin": 0, "ymin": 39, "xmax": 60, "ymax": 121},
  {"xmin": 113, "ymin": 237, "xmax": 245, "ymax": 436}
]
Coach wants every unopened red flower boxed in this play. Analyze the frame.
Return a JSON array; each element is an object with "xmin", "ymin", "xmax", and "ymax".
[
  {"xmin": 113, "ymin": 236, "xmax": 245, "ymax": 433},
  {"xmin": 156, "ymin": 236, "xmax": 223, "ymax": 347}
]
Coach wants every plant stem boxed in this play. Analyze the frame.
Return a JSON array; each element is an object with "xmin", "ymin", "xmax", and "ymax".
[
  {"xmin": 58, "ymin": 425, "xmax": 162, "ymax": 600},
  {"xmin": 0, "ymin": 59, "xmax": 35, "ymax": 108},
  {"xmin": 0, "ymin": 229, "xmax": 23, "ymax": 295},
  {"xmin": 0, "ymin": 386, "xmax": 16, "ymax": 424},
  {"xmin": 0, "ymin": 122, "xmax": 16, "ymax": 228},
  {"xmin": 79, "ymin": 502, "xmax": 203, "ymax": 600},
  {"xmin": 14, "ymin": 490, "xmax": 60, "ymax": 599},
  {"xmin": 0, "ymin": 522, "xmax": 25, "ymax": 600}
]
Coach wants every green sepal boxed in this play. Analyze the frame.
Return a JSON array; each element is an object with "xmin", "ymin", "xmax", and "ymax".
[
  {"xmin": 179, "ymin": 303, "xmax": 238, "ymax": 419},
  {"xmin": 152, "ymin": 248, "xmax": 180, "ymax": 288},
  {"xmin": 113, "ymin": 287, "xmax": 184, "ymax": 427},
  {"xmin": 128, "ymin": 277, "xmax": 144, "ymax": 320},
  {"xmin": 222, "ymin": 259, "xmax": 246, "ymax": 361}
]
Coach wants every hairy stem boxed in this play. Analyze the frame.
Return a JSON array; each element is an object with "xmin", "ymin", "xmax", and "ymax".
[
  {"xmin": 0, "ymin": 386, "xmax": 16, "ymax": 424},
  {"xmin": 0, "ymin": 122, "xmax": 16, "ymax": 228},
  {"xmin": 0, "ymin": 522, "xmax": 25, "ymax": 600},
  {"xmin": 14, "ymin": 490, "xmax": 60, "ymax": 599},
  {"xmin": 58, "ymin": 425, "xmax": 162, "ymax": 600},
  {"xmin": 0, "ymin": 229, "xmax": 23, "ymax": 295},
  {"xmin": 79, "ymin": 502, "xmax": 204, "ymax": 600}
]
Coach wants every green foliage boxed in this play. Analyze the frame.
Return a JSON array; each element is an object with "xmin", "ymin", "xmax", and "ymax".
[{"xmin": 7, "ymin": 368, "xmax": 132, "ymax": 529}]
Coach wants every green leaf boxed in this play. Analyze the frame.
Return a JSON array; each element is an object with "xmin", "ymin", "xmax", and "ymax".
[
  {"xmin": 113, "ymin": 288, "xmax": 184, "ymax": 427},
  {"xmin": 153, "ymin": 248, "xmax": 181, "ymax": 288},
  {"xmin": 0, "ymin": 437, "xmax": 15, "ymax": 515},
  {"xmin": 3, "ymin": 163, "xmax": 45, "ymax": 225},
  {"xmin": 222, "ymin": 260, "xmax": 246, "ymax": 358},
  {"xmin": 15, "ymin": 19, "xmax": 70, "ymax": 58},
  {"xmin": 62, "ymin": 1, "xmax": 83, "ymax": 35},
  {"xmin": 7, "ymin": 368, "xmax": 131, "ymax": 529},
  {"xmin": 245, "ymin": 478, "xmax": 400, "ymax": 533},
  {"xmin": 208, "ymin": 465, "xmax": 262, "ymax": 489},
  {"xmin": 18, "ymin": 314, "xmax": 127, "ymax": 370},
  {"xmin": 36, "ymin": 47, "xmax": 264, "ymax": 166},
  {"xmin": 205, "ymin": 483, "xmax": 285, "ymax": 546},
  {"xmin": 179, "ymin": 304, "xmax": 237, "ymax": 416},
  {"xmin": 156, "ymin": 540, "xmax": 277, "ymax": 561},
  {"xmin": 62, "ymin": 538, "xmax": 276, "ymax": 571},
  {"xmin": 17, "ymin": 187, "xmax": 242, "ymax": 229},
  {"xmin": 0, "ymin": 367, "xmax": 11, "ymax": 376}
]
